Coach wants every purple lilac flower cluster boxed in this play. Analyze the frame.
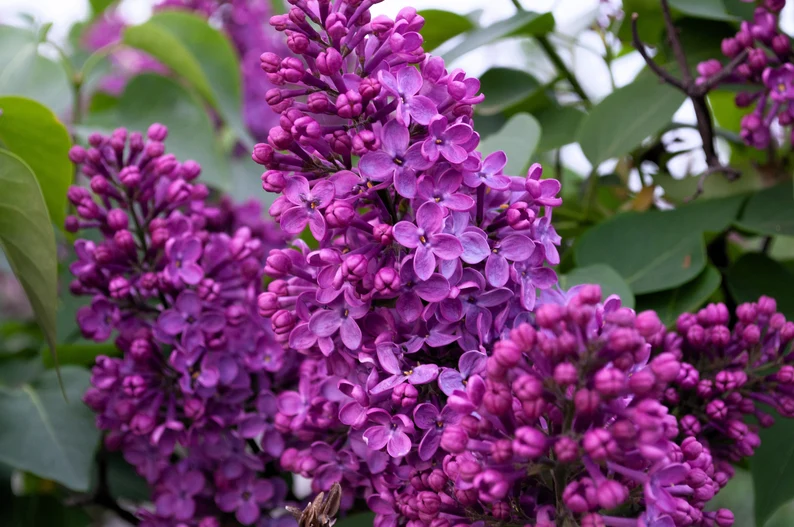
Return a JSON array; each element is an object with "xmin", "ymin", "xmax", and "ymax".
[
  {"xmin": 66, "ymin": 125, "xmax": 301, "ymax": 527},
  {"xmin": 669, "ymin": 297, "xmax": 794, "ymax": 464},
  {"xmin": 250, "ymin": 0, "xmax": 563, "ymax": 518},
  {"xmin": 407, "ymin": 286, "xmax": 733, "ymax": 527},
  {"xmin": 695, "ymin": 0, "xmax": 791, "ymax": 148},
  {"xmin": 83, "ymin": 0, "xmax": 284, "ymax": 139}
]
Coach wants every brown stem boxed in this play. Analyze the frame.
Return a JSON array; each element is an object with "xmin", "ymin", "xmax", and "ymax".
[
  {"xmin": 659, "ymin": 0, "xmax": 693, "ymax": 86},
  {"xmin": 630, "ymin": 14, "xmax": 684, "ymax": 91}
]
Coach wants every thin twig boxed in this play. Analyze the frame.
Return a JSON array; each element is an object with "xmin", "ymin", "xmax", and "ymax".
[
  {"xmin": 695, "ymin": 49, "xmax": 749, "ymax": 95},
  {"xmin": 630, "ymin": 14, "xmax": 685, "ymax": 90},
  {"xmin": 632, "ymin": 6, "xmax": 747, "ymax": 201}
]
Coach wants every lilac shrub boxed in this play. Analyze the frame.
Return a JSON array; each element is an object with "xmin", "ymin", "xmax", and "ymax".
[{"xmin": 67, "ymin": 125, "xmax": 301, "ymax": 526}]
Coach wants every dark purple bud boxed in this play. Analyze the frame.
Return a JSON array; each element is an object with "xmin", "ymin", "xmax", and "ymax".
[
  {"xmin": 553, "ymin": 362, "xmax": 577, "ymax": 387},
  {"xmin": 441, "ymin": 425, "xmax": 468, "ymax": 454},
  {"xmin": 748, "ymin": 48, "xmax": 767, "ymax": 72},
  {"xmin": 147, "ymin": 123, "xmax": 167, "ymax": 141},
  {"xmin": 325, "ymin": 200, "xmax": 355, "ymax": 228},
  {"xmin": 596, "ymin": 480, "xmax": 627, "ymax": 510},
  {"xmin": 342, "ymin": 254, "xmax": 368, "ymax": 282},
  {"xmin": 721, "ymin": 37, "xmax": 741, "ymax": 58},
  {"xmin": 743, "ymin": 324, "xmax": 761, "ymax": 344},
  {"xmin": 252, "ymin": 143, "xmax": 275, "ymax": 166},
  {"xmin": 493, "ymin": 340, "xmax": 521, "ymax": 368},
  {"xmin": 359, "ymin": 77, "xmax": 381, "ymax": 100},
  {"xmin": 118, "ymin": 166, "xmax": 141, "ymax": 188},
  {"xmin": 650, "ymin": 353, "xmax": 680, "ymax": 383},
  {"xmin": 265, "ymin": 249, "xmax": 293, "ymax": 278},
  {"xmin": 271, "ymin": 309, "xmax": 296, "ymax": 340},
  {"xmin": 327, "ymin": 129, "xmax": 352, "ymax": 155},
  {"xmin": 513, "ymin": 374, "xmax": 542, "ymax": 402},
  {"xmin": 506, "ymin": 201, "xmax": 535, "ymax": 230},
  {"xmin": 261, "ymin": 170, "xmax": 287, "ymax": 193},
  {"xmin": 483, "ymin": 380, "xmax": 511, "ymax": 415},
  {"xmin": 286, "ymin": 31, "xmax": 310, "ymax": 54},
  {"xmin": 316, "ymin": 48, "xmax": 343, "ymax": 76},
  {"xmin": 594, "ymin": 368, "xmax": 625, "ymax": 397},
  {"xmin": 336, "ymin": 90, "xmax": 363, "ymax": 119},
  {"xmin": 373, "ymin": 224, "xmax": 393, "ymax": 245},
  {"xmin": 181, "ymin": 160, "xmax": 201, "ymax": 181},
  {"xmin": 88, "ymin": 133, "xmax": 104, "ymax": 147},
  {"xmin": 512, "ymin": 427, "xmax": 546, "ymax": 459},
  {"xmin": 714, "ymin": 509, "xmax": 735, "ymax": 527},
  {"xmin": 90, "ymin": 175, "xmax": 111, "ymax": 196},
  {"xmin": 65, "ymin": 215, "xmax": 80, "ymax": 233},
  {"xmin": 352, "ymin": 130, "xmax": 381, "ymax": 155},
  {"xmin": 68, "ymin": 145, "xmax": 87, "ymax": 164},
  {"xmin": 307, "ymin": 92, "xmax": 330, "ymax": 113},
  {"xmin": 106, "ymin": 209, "xmax": 128, "ymax": 231},
  {"xmin": 574, "ymin": 389, "xmax": 600, "ymax": 415},
  {"xmin": 260, "ymin": 52, "xmax": 281, "ymax": 73},
  {"xmin": 374, "ymin": 267, "xmax": 400, "ymax": 296},
  {"xmin": 416, "ymin": 491, "xmax": 440, "ymax": 517},
  {"xmin": 554, "ymin": 436, "xmax": 578, "ymax": 463},
  {"xmin": 736, "ymin": 26, "xmax": 753, "ymax": 48},
  {"xmin": 258, "ymin": 293, "xmax": 279, "ymax": 317},
  {"xmin": 280, "ymin": 57, "xmax": 304, "ymax": 83},
  {"xmin": 392, "ymin": 382, "xmax": 418, "ymax": 409},
  {"xmin": 269, "ymin": 126, "xmax": 293, "ymax": 150}
]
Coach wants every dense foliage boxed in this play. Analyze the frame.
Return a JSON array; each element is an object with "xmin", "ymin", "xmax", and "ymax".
[{"xmin": 3, "ymin": 0, "xmax": 794, "ymax": 526}]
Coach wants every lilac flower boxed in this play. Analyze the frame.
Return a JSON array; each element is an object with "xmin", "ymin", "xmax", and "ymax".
[
  {"xmin": 484, "ymin": 234, "xmax": 534, "ymax": 287},
  {"xmin": 393, "ymin": 202, "xmax": 463, "ymax": 280},
  {"xmin": 395, "ymin": 265, "xmax": 450, "ymax": 323},
  {"xmin": 155, "ymin": 466, "xmax": 205, "ymax": 520},
  {"xmin": 371, "ymin": 343, "xmax": 439, "ymax": 394},
  {"xmin": 362, "ymin": 409, "xmax": 415, "ymax": 457},
  {"xmin": 165, "ymin": 236, "xmax": 204, "ymax": 285},
  {"xmin": 462, "ymin": 151, "xmax": 511, "ymax": 190},
  {"xmin": 308, "ymin": 296, "xmax": 369, "ymax": 350},
  {"xmin": 512, "ymin": 244, "xmax": 558, "ymax": 310},
  {"xmin": 764, "ymin": 63, "xmax": 794, "ymax": 102},
  {"xmin": 359, "ymin": 120, "xmax": 433, "ymax": 198},
  {"xmin": 438, "ymin": 350, "xmax": 486, "ymax": 395},
  {"xmin": 281, "ymin": 176, "xmax": 335, "ymax": 239},
  {"xmin": 157, "ymin": 290, "xmax": 224, "ymax": 337},
  {"xmin": 421, "ymin": 116, "xmax": 473, "ymax": 163},
  {"xmin": 416, "ymin": 169, "xmax": 475, "ymax": 212},
  {"xmin": 310, "ymin": 441, "xmax": 360, "ymax": 490},
  {"xmin": 216, "ymin": 476, "xmax": 274, "ymax": 525},
  {"xmin": 77, "ymin": 297, "xmax": 119, "ymax": 341},
  {"xmin": 413, "ymin": 403, "xmax": 462, "ymax": 460},
  {"xmin": 379, "ymin": 67, "xmax": 437, "ymax": 125}
]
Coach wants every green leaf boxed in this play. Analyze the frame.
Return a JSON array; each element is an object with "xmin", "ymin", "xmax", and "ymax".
[
  {"xmin": 705, "ymin": 467, "xmax": 755, "ymax": 527},
  {"xmin": 534, "ymin": 106, "xmax": 586, "ymax": 152},
  {"xmin": 89, "ymin": 0, "xmax": 116, "ymax": 15},
  {"xmin": 710, "ymin": 90, "xmax": 751, "ymax": 133},
  {"xmin": 477, "ymin": 68, "xmax": 541, "ymax": 116},
  {"xmin": 618, "ymin": 0, "xmax": 663, "ymax": 44},
  {"xmin": 752, "ymin": 414, "xmax": 794, "ymax": 527},
  {"xmin": 655, "ymin": 164, "xmax": 762, "ymax": 204},
  {"xmin": 635, "ymin": 266, "xmax": 722, "ymax": 327},
  {"xmin": 336, "ymin": 513, "xmax": 376, "ymax": 527},
  {"xmin": 442, "ymin": 11, "xmax": 554, "ymax": 63},
  {"xmin": 668, "ymin": 0, "xmax": 737, "ymax": 21},
  {"xmin": 574, "ymin": 196, "xmax": 744, "ymax": 294},
  {"xmin": 726, "ymin": 253, "xmax": 794, "ymax": 320},
  {"xmin": 560, "ymin": 264, "xmax": 635, "ymax": 309},
  {"xmin": 0, "ymin": 367, "xmax": 100, "ymax": 491},
  {"xmin": 478, "ymin": 113, "xmax": 541, "ymax": 178},
  {"xmin": 418, "ymin": 10, "xmax": 474, "ymax": 51},
  {"xmin": 0, "ymin": 492, "xmax": 93, "ymax": 527},
  {"xmin": 0, "ymin": 97, "xmax": 73, "ymax": 228},
  {"xmin": 83, "ymin": 74, "xmax": 230, "ymax": 190},
  {"xmin": 735, "ymin": 182, "xmax": 794, "ymax": 237},
  {"xmin": 43, "ymin": 342, "xmax": 120, "ymax": 368},
  {"xmin": 107, "ymin": 453, "xmax": 151, "ymax": 503},
  {"xmin": 767, "ymin": 500, "xmax": 794, "ymax": 527},
  {"xmin": 0, "ymin": 150, "xmax": 58, "ymax": 360},
  {"xmin": 577, "ymin": 74, "xmax": 687, "ymax": 166},
  {"xmin": 123, "ymin": 11, "xmax": 251, "ymax": 146},
  {"xmin": 0, "ymin": 26, "xmax": 70, "ymax": 115}
]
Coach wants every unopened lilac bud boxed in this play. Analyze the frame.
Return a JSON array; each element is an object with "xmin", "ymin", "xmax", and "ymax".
[
  {"xmin": 392, "ymin": 382, "xmax": 418, "ymax": 409},
  {"xmin": 307, "ymin": 92, "xmax": 330, "ymax": 113},
  {"xmin": 252, "ymin": 143, "xmax": 274, "ymax": 166},
  {"xmin": 352, "ymin": 130, "xmax": 381, "ymax": 155},
  {"xmin": 721, "ymin": 37, "xmax": 741, "ymax": 58},
  {"xmin": 106, "ymin": 209, "xmax": 129, "ymax": 231},
  {"xmin": 773, "ymin": 34, "xmax": 790, "ymax": 56},
  {"xmin": 119, "ymin": 166, "xmax": 141, "ymax": 188},
  {"xmin": 493, "ymin": 340, "xmax": 521, "ymax": 368},
  {"xmin": 483, "ymin": 379, "xmax": 511, "ymax": 415},
  {"xmin": 596, "ymin": 480, "xmax": 627, "ymax": 510},
  {"xmin": 325, "ymin": 200, "xmax": 355, "ymax": 228},
  {"xmin": 748, "ymin": 48, "xmax": 767, "ymax": 72},
  {"xmin": 428, "ymin": 469, "xmax": 447, "ymax": 492},
  {"xmin": 416, "ymin": 491, "xmax": 440, "ymax": 516},
  {"xmin": 260, "ymin": 52, "xmax": 281, "ymax": 73},
  {"xmin": 181, "ymin": 160, "xmax": 201, "ymax": 181},
  {"xmin": 65, "ymin": 215, "xmax": 80, "ymax": 233},
  {"xmin": 506, "ymin": 202, "xmax": 535, "ymax": 230},
  {"xmin": 114, "ymin": 229, "xmax": 136, "ymax": 254},
  {"xmin": 286, "ymin": 31, "xmax": 310, "ymax": 54},
  {"xmin": 265, "ymin": 249, "xmax": 293, "ymax": 278},
  {"xmin": 326, "ymin": 13, "xmax": 348, "ymax": 42},
  {"xmin": 650, "ymin": 353, "xmax": 680, "ymax": 383},
  {"xmin": 513, "ymin": 427, "xmax": 547, "ymax": 459},
  {"xmin": 574, "ymin": 389, "xmax": 600, "ymax": 415},
  {"xmin": 714, "ymin": 509, "xmax": 735, "ymax": 526},
  {"xmin": 336, "ymin": 90, "xmax": 363, "ymax": 119},
  {"xmin": 261, "ymin": 170, "xmax": 287, "ymax": 193},
  {"xmin": 553, "ymin": 362, "xmax": 577, "ymax": 386},
  {"xmin": 271, "ymin": 309, "xmax": 296, "ymax": 339},
  {"xmin": 373, "ymin": 224, "xmax": 393, "ymax": 245},
  {"xmin": 594, "ymin": 368, "xmax": 625, "ymax": 397},
  {"xmin": 109, "ymin": 276, "xmax": 130, "ymax": 298},
  {"xmin": 90, "ymin": 175, "xmax": 111, "ymax": 195},
  {"xmin": 317, "ymin": 48, "xmax": 343, "ymax": 76},
  {"xmin": 635, "ymin": 310, "xmax": 662, "ymax": 337},
  {"xmin": 441, "ymin": 425, "xmax": 468, "ymax": 454},
  {"xmin": 269, "ymin": 126, "xmax": 293, "ymax": 150},
  {"xmin": 68, "ymin": 145, "xmax": 87, "ymax": 164},
  {"xmin": 147, "ymin": 123, "xmax": 167, "ymax": 141},
  {"xmin": 342, "ymin": 254, "xmax": 368, "ymax": 282},
  {"xmin": 554, "ymin": 436, "xmax": 578, "ymax": 463},
  {"xmin": 130, "ymin": 338, "xmax": 152, "ymax": 361},
  {"xmin": 743, "ymin": 324, "xmax": 761, "ymax": 345},
  {"xmin": 374, "ymin": 267, "xmax": 401, "ymax": 296}
]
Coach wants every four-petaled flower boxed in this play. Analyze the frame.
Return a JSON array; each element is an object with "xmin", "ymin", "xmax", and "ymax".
[
  {"xmin": 281, "ymin": 175, "xmax": 335, "ymax": 239},
  {"xmin": 393, "ymin": 202, "xmax": 463, "ymax": 280},
  {"xmin": 363, "ymin": 408, "xmax": 415, "ymax": 457},
  {"xmin": 421, "ymin": 115, "xmax": 473, "ymax": 163},
  {"xmin": 359, "ymin": 120, "xmax": 433, "ymax": 198},
  {"xmin": 379, "ymin": 67, "xmax": 438, "ymax": 125},
  {"xmin": 165, "ymin": 236, "xmax": 204, "ymax": 285},
  {"xmin": 414, "ymin": 403, "xmax": 462, "ymax": 460}
]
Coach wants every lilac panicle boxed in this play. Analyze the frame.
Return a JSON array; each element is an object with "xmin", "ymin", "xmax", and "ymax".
[{"xmin": 69, "ymin": 124, "xmax": 303, "ymax": 526}]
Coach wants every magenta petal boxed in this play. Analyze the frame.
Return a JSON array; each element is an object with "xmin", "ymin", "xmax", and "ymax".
[
  {"xmin": 485, "ymin": 253, "xmax": 510, "ymax": 287},
  {"xmin": 235, "ymin": 501, "xmax": 260, "ymax": 526},
  {"xmin": 313, "ymin": 180, "xmax": 335, "ymax": 207},
  {"xmin": 180, "ymin": 262, "xmax": 204, "ymax": 285},
  {"xmin": 404, "ymin": 143, "xmax": 434, "ymax": 171},
  {"xmin": 444, "ymin": 123, "xmax": 473, "ymax": 143},
  {"xmin": 500, "ymin": 235, "xmax": 534, "ymax": 261},
  {"xmin": 393, "ymin": 221, "xmax": 420, "ymax": 248},
  {"xmin": 396, "ymin": 292, "xmax": 422, "ymax": 323},
  {"xmin": 441, "ymin": 144, "xmax": 469, "ymax": 164},
  {"xmin": 460, "ymin": 232, "xmax": 489, "ymax": 264},
  {"xmin": 394, "ymin": 169, "xmax": 417, "ymax": 198},
  {"xmin": 339, "ymin": 317, "xmax": 362, "ymax": 349},
  {"xmin": 397, "ymin": 66, "xmax": 423, "ymax": 95},
  {"xmin": 481, "ymin": 150, "xmax": 507, "ymax": 174},
  {"xmin": 535, "ymin": 267, "xmax": 558, "ymax": 288},
  {"xmin": 414, "ymin": 274, "xmax": 450, "ymax": 302},
  {"xmin": 409, "ymin": 364, "xmax": 439, "ymax": 385},
  {"xmin": 381, "ymin": 119, "xmax": 410, "ymax": 155},
  {"xmin": 284, "ymin": 176, "xmax": 310, "ymax": 206},
  {"xmin": 387, "ymin": 431, "xmax": 412, "ymax": 457},
  {"xmin": 277, "ymin": 391, "xmax": 303, "ymax": 415},
  {"xmin": 310, "ymin": 310, "xmax": 343, "ymax": 337},
  {"xmin": 370, "ymin": 374, "xmax": 406, "ymax": 395},
  {"xmin": 439, "ymin": 298, "xmax": 463, "ymax": 322},
  {"xmin": 289, "ymin": 323, "xmax": 317, "ymax": 350},
  {"xmin": 363, "ymin": 426, "xmax": 390, "ymax": 450},
  {"xmin": 443, "ymin": 193, "xmax": 475, "ymax": 211},
  {"xmin": 158, "ymin": 310, "xmax": 186, "ymax": 336},
  {"xmin": 408, "ymin": 95, "xmax": 438, "ymax": 125},
  {"xmin": 478, "ymin": 287, "xmax": 513, "ymax": 307},
  {"xmin": 413, "ymin": 245, "xmax": 436, "ymax": 281},
  {"xmin": 308, "ymin": 212, "xmax": 327, "ymax": 240},
  {"xmin": 438, "ymin": 369, "xmax": 464, "ymax": 395},
  {"xmin": 520, "ymin": 281, "xmax": 537, "ymax": 311},
  {"xmin": 418, "ymin": 430, "xmax": 442, "ymax": 460},
  {"xmin": 413, "ymin": 403, "xmax": 439, "ymax": 429},
  {"xmin": 180, "ymin": 237, "xmax": 203, "ymax": 261},
  {"xmin": 280, "ymin": 206, "xmax": 309, "ymax": 234},
  {"xmin": 416, "ymin": 201, "xmax": 444, "ymax": 233},
  {"xmin": 431, "ymin": 234, "xmax": 463, "ymax": 260},
  {"xmin": 359, "ymin": 151, "xmax": 397, "ymax": 182},
  {"xmin": 459, "ymin": 350, "xmax": 487, "ymax": 376},
  {"xmin": 376, "ymin": 344, "xmax": 402, "ymax": 375},
  {"xmin": 377, "ymin": 69, "xmax": 399, "ymax": 95}
]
